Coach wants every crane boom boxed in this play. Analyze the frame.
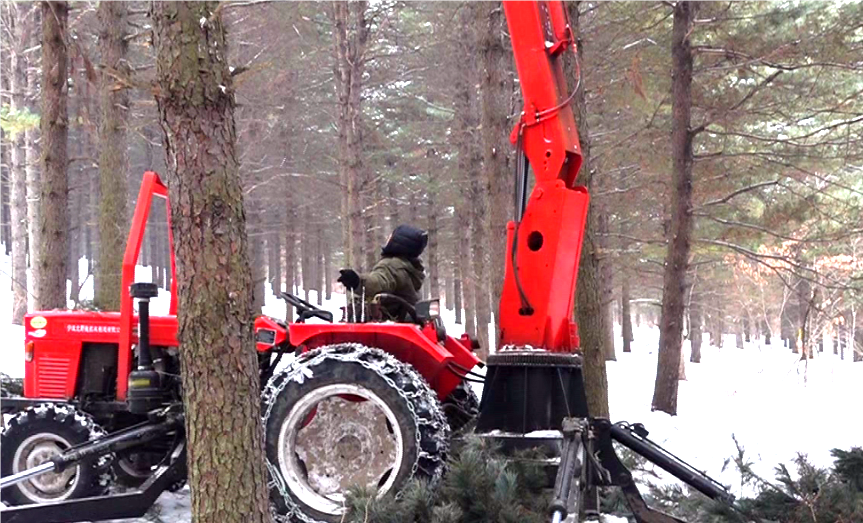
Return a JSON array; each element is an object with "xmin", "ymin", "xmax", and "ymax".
[{"xmin": 498, "ymin": 0, "xmax": 589, "ymax": 352}]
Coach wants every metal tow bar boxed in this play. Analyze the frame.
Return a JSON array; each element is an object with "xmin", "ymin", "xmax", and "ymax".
[
  {"xmin": 1, "ymin": 412, "xmax": 187, "ymax": 523},
  {"xmin": 1, "ymin": 414, "xmax": 182, "ymax": 491}
]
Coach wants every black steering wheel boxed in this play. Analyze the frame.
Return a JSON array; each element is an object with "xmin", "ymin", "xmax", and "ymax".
[{"xmin": 279, "ymin": 292, "xmax": 334, "ymax": 323}]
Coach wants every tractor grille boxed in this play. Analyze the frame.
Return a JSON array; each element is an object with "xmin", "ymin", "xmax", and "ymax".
[{"xmin": 36, "ymin": 356, "xmax": 73, "ymax": 397}]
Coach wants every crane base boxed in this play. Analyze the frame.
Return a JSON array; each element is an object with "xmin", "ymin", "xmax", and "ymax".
[{"xmin": 475, "ymin": 351, "xmax": 589, "ymax": 433}]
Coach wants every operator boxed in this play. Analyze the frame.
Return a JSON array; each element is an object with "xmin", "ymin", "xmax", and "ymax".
[{"xmin": 337, "ymin": 224, "xmax": 428, "ymax": 322}]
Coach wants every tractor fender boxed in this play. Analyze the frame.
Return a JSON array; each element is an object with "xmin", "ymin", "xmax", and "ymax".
[{"xmin": 287, "ymin": 323, "xmax": 478, "ymax": 399}]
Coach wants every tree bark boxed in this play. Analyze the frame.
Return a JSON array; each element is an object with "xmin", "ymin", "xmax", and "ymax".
[
  {"xmin": 690, "ymin": 291, "xmax": 702, "ymax": 363},
  {"xmin": 316, "ymin": 232, "xmax": 324, "ymax": 305},
  {"xmin": 427, "ymin": 179, "xmax": 440, "ymax": 300},
  {"xmin": 332, "ymin": 1, "xmax": 369, "ymax": 268},
  {"xmin": 36, "ymin": 0, "xmax": 69, "ymax": 310},
  {"xmin": 269, "ymin": 231, "xmax": 281, "ymax": 296},
  {"xmin": 478, "ymin": 0, "xmax": 511, "ymax": 352},
  {"xmin": 284, "ymin": 186, "xmax": 297, "ymax": 318},
  {"xmin": 152, "ymin": 4, "xmax": 271, "ymax": 522},
  {"xmin": 652, "ymin": 1, "xmax": 698, "ymax": 416},
  {"xmin": 322, "ymin": 234, "xmax": 331, "ymax": 300},
  {"xmin": 94, "ymin": 1, "xmax": 129, "ymax": 311},
  {"xmin": 597, "ymin": 201, "xmax": 616, "ymax": 361},
  {"xmin": 622, "ymin": 276, "xmax": 633, "ymax": 353},
  {"xmin": 9, "ymin": 2, "xmax": 30, "ymax": 322},
  {"xmin": 567, "ymin": 2, "xmax": 610, "ymax": 418},
  {"xmin": 250, "ymin": 229, "xmax": 266, "ymax": 314},
  {"xmin": 25, "ymin": 5, "xmax": 41, "ymax": 300},
  {"xmin": 452, "ymin": 49, "xmax": 471, "ymax": 331}
]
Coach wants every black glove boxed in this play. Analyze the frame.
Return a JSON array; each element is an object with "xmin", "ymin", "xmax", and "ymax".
[{"xmin": 337, "ymin": 269, "xmax": 361, "ymax": 290}]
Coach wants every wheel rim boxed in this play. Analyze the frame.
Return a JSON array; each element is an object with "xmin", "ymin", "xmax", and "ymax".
[
  {"xmin": 12, "ymin": 432, "xmax": 80, "ymax": 503},
  {"xmin": 277, "ymin": 384, "xmax": 404, "ymax": 516}
]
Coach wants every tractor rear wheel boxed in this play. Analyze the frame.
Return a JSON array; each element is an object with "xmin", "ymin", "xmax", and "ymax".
[
  {"xmin": 262, "ymin": 344, "xmax": 449, "ymax": 523},
  {"xmin": 1, "ymin": 404, "xmax": 111, "ymax": 506}
]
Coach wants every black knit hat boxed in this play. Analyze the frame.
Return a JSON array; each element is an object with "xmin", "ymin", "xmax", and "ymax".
[{"xmin": 381, "ymin": 224, "xmax": 429, "ymax": 258}]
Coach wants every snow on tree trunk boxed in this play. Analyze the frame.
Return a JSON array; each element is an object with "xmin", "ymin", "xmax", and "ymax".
[
  {"xmin": 36, "ymin": 1, "xmax": 69, "ymax": 311},
  {"xmin": 94, "ymin": 1, "xmax": 129, "ymax": 311},
  {"xmin": 152, "ymin": 3, "xmax": 272, "ymax": 522},
  {"xmin": 652, "ymin": 1, "xmax": 698, "ymax": 416}
]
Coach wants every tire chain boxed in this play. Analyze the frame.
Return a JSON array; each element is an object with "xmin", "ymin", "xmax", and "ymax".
[
  {"xmin": 261, "ymin": 343, "xmax": 450, "ymax": 523},
  {"xmin": 3, "ymin": 403, "xmax": 114, "ymax": 493}
]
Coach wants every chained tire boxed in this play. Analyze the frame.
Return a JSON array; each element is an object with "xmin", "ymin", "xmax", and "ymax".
[
  {"xmin": 1, "ymin": 404, "xmax": 112, "ymax": 506},
  {"xmin": 262, "ymin": 344, "xmax": 449, "ymax": 523},
  {"xmin": 441, "ymin": 381, "xmax": 480, "ymax": 433}
]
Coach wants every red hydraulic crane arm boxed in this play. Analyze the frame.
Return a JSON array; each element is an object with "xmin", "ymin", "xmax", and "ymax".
[{"xmin": 498, "ymin": 0, "xmax": 589, "ymax": 352}]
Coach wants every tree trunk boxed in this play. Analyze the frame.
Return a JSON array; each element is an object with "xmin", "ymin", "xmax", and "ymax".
[
  {"xmin": 36, "ymin": 1, "xmax": 69, "ymax": 310},
  {"xmin": 622, "ymin": 277, "xmax": 633, "ymax": 353},
  {"xmin": 453, "ymin": 5, "xmax": 477, "ymax": 335},
  {"xmin": 427, "ymin": 181, "xmax": 440, "ymax": 300},
  {"xmin": 652, "ymin": 1, "xmax": 697, "ymax": 416},
  {"xmin": 743, "ymin": 314, "xmax": 751, "ymax": 343},
  {"xmin": 250, "ymin": 229, "xmax": 265, "ymax": 314},
  {"xmin": 453, "ymin": 261, "xmax": 463, "ymax": 325},
  {"xmin": 302, "ymin": 203, "xmax": 313, "ymax": 302},
  {"xmin": 322, "ymin": 234, "xmax": 331, "ymax": 300},
  {"xmin": 565, "ymin": 2, "xmax": 610, "ymax": 417},
  {"xmin": 332, "ymin": 1, "xmax": 369, "ymax": 269},
  {"xmin": 689, "ymin": 292, "xmax": 702, "ymax": 363},
  {"xmin": 735, "ymin": 321, "xmax": 744, "ymax": 349},
  {"xmin": 269, "ymin": 231, "xmax": 281, "ymax": 296},
  {"xmin": 23, "ymin": 6, "xmax": 41, "ymax": 301},
  {"xmin": 9, "ymin": 2, "xmax": 30, "ymax": 322},
  {"xmin": 284, "ymin": 184, "xmax": 297, "ymax": 319},
  {"xmin": 94, "ymin": 1, "xmax": 129, "ymax": 311},
  {"xmin": 478, "ymin": 0, "xmax": 511, "ymax": 353},
  {"xmin": 316, "ymin": 232, "xmax": 324, "ymax": 305},
  {"xmin": 152, "ymin": 4, "xmax": 271, "ymax": 522},
  {"xmin": 763, "ymin": 319, "xmax": 771, "ymax": 345},
  {"xmin": 68, "ymin": 184, "xmax": 80, "ymax": 305},
  {"xmin": 149, "ymin": 217, "xmax": 158, "ymax": 283},
  {"xmin": 597, "ymin": 203, "xmax": 616, "ymax": 361}
]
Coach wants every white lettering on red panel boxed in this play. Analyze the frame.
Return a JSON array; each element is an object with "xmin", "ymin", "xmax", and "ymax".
[{"xmin": 65, "ymin": 324, "xmax": 121, "ymax": 334}]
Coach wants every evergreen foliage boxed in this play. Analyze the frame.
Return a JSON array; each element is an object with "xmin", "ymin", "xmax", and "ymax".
[
  {"xmin": 344, "ymin": 437, "xmax": 551, "ymax": 523},
  {"xmin": 648, "ymin": 444, "xmax": 863, "ymax": 523},
  {"xmin": 345, "ymin": 436, "xmax": 863, "ymax": 523}
]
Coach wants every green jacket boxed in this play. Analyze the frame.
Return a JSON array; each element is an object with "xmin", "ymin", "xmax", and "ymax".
[{"xmin": 360, "ymin": 256, "xmax": 425, "ymax": 319}]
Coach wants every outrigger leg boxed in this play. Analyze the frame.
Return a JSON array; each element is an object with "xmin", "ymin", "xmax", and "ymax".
[{"xmin": 548, "ymin": 417, "xmax": 736, "ymax": 523}]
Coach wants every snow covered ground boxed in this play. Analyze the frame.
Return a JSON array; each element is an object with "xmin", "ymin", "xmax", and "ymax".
[{"xmin": 1, "ymin": 250, "xmax": 860, "ymax": 520}]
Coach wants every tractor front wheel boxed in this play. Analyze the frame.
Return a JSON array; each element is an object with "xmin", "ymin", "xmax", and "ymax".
[
  {"xmin": 1, "ymin": 404, "xmax": 111, "ymax": 506},
  {"xmin": 262, "ymin": 344, "xmax": 449, "ymax": 523}
]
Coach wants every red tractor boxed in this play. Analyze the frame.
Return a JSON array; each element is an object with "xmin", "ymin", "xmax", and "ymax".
[
  {"xmin": 2, "ymin": 2, "xmax": 738, "ymax": 523},
  {"xmin": 1, "ymin": 169, "xmax": 481, "ymax": 519}
]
